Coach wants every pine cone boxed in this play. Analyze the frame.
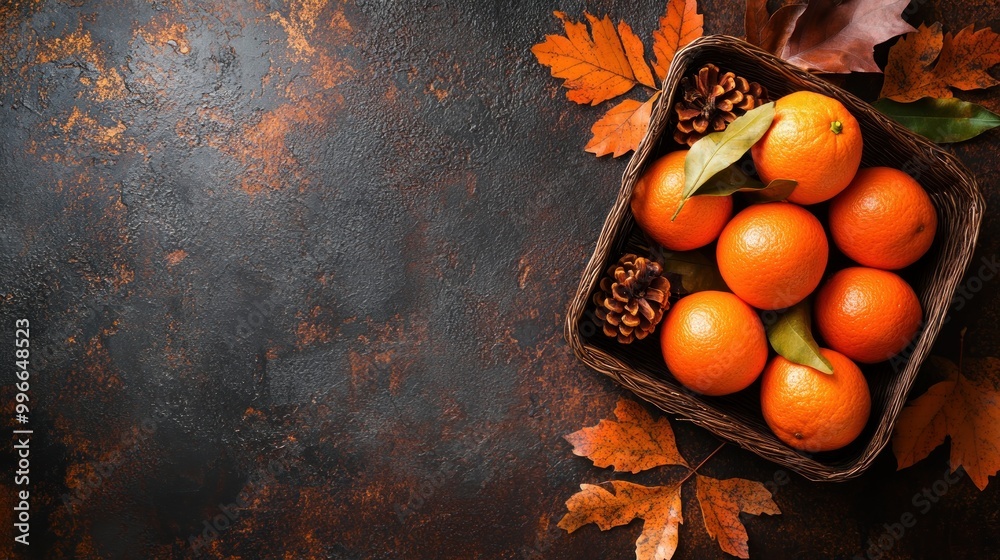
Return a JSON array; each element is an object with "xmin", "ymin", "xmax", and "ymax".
[
  {"xmin": 592, "ymin": 254, "xmax": 671, "ymax": 344},
  {"xmin": 673, "ymin": 64, "xmax": 768, "ymax": 147}
]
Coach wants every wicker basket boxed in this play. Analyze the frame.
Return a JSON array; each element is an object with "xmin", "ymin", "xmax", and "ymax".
[{"xmin": 565, "ymin": 35, "xmax": 984, "ymax": 481}]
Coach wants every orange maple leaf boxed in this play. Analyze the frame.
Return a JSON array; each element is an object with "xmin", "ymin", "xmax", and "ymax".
[
  {"xmin": 651, "ymin": 0, "xmax": 704, "ymax": 82},
  {"xmin": 585, "ymin": 92, "xmax": 661, "ymax": 158},
  {"xmin": 531, "ymin": 3, "xmax": 703, "ymax": 157},
  {"xmin": 619, "ymin": 21, "xmax": 657, "ymax": 89},
  {"xmin": 881, "ymin": 23, "xmax": 1000, "ymax": 102},
  {"xmin": 880, "ymin": 23, "xmax": 946, "ymax": 101},
  {"xmin": 892, "ymin": 355, "xmax": 1000, "ymax": 490},
  {"xmin": 565, "ymin": 395, "xmax": 686, "ymax": 472},
  {"xmin": 696, "ymin": 475, "xmax": 780, "ymax": 559},
  {"xmin": 559, "ymin": 481, "xmax": 683, "ymax": 560},
  {"xmin": 531, "ymin": 12, "xmax": 655, "ymax": 106}
]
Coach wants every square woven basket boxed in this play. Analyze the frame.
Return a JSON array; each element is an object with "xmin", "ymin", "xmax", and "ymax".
[{"xmin": 564, "ymin": 35, "xmax": 985, "ymax": 481}]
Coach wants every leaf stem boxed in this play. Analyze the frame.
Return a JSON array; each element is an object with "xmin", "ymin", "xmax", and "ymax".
[
  {"xmin": 677, "ymin": 442, "xmax": 726, "ymax": 485},
  {"xmin": 594, "ymin": 442, "xmax": 726, "ymax": 492}
]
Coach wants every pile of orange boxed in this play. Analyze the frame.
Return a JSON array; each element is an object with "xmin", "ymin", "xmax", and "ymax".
[{"xmin": 630, "ymin": 90, "xmax": 935, "ymax": 452}]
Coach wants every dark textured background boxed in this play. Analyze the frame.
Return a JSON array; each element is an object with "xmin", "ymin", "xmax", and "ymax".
[{"xmin": 0, "ymin": 0, "xmax": 998, "ymax": 558}]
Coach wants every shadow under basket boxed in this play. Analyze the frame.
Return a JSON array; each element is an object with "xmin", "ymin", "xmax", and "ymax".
[{"xmin": 564, "ymin": 35, "xmax": 984, "ymax": 482}]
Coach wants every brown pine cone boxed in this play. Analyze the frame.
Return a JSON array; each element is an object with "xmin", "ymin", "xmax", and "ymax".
[
  {"xmin": 674, "ymin": 64, "xmax": 768, "ymax": 147},
  {"xmin": 592, "ymin": 254, "xmax": 671, "ymax": 344}
]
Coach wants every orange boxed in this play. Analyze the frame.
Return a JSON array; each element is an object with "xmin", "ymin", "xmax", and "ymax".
[
  {"xmin": 814, "ymin": 267, "xmax": 922, "ymax": 364},
  {"xmin": 631, "ymin": 150, "xmax": 733, "ymax": 251},
  {"xmin": 829, "ymin": 167, "xmax": 938, "ymax": 270},
  {"xmin": 750, "ymin": 91, "xmax": 863, "ymax": 205},
  {"xmin": 760, "ymin": 350, "xmax": 871, "ymax": 452},
  {"xmin": 660, "ymin": 291, "xmax": 768, "ymax": 396},
  {"xmin": 716, "ymin": 203, "xmax": 828, "ymax": 310}
]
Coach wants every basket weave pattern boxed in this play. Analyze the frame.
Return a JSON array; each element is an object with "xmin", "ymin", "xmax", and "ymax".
[{"xmin": 564, "ymin": 36, "xmax": 984, "ymax": 481}]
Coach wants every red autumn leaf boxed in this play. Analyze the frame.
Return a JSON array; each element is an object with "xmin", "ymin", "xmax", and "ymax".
[
  {"xmin": 880, "ymin": 23, "xmax": 1000, "ymax": 102},
  {"xmin": 531, "ymin": 11, "xmax": 654, "ymax": 105},
  {"xmin": 779, "ymin": 0, "xmax": 916, "ymax": 73},
  {"xmin": 585, "ymin": 92, "xmax": 661, "ymax": 158},
  {"xmin": 696, "ymin": 475, "xmax": 780, "ymax": 559},
  {"xmin": 892, "ymin": 355, "xmax": 1000, "ymax": 490},
  {"xmin": 559, "ymin": 481, "xmax": 683, "ymax": 560},
  {"xmin": 652, "ymin": 0, "xmax": 704, "ymax": 82}
]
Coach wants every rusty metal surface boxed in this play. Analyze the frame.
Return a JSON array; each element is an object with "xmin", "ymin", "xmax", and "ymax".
[{"xmin": 0, "ymin": 0, "xmax": 998, "ymax": 558}]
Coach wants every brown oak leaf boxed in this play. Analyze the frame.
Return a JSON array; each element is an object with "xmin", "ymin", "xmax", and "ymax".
[
  {"xmin": 696, "ymin": 475, "xmax": 780, "ymax": 559},
  {"xmin": 744, "ymin": 0, "xmax": 770, "ymax": 47},
  {"xmin": 565, "ymin": 397, "xmax": 687, "ymax": 472},
  {"xmin": 652, "ymin": 0, "xmax": 704, "ymax": 82},
  {"xmin": 585, "ymin": 92, "xmax": 661, "ymax": 158},
  {"xmin": 892, "ymin": 355, "xmax": 1000, "ymax": 490},
  {"xmin": 559, "ymin": 481, "xmax": 683, "ymax": 560},
  {"xmin": 745, "ymin": 0, "xmax": 808, "ymax": 55},
  {"xmin": 881, "ymin": 24, "xmax": 1000, "ymax": 102},
  {"xmin": 779, "ymin": 0, "xmax": 915, "ymax": 73},
  {"xmin": 532, "ymin": 12, "xmax": 653, "ymax": 105},
  {"xmin": 754, "ymin": 2, "xmax": 808, "ymax": 56}
]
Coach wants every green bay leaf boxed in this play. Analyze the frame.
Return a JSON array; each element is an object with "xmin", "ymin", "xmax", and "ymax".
[
  {"xmin": 675, "ymin": 102, "xmax": 775, "ymax": 219},
  {"xmin": 690, "ymin": 164, "xmax": 763, "ymax": 196},
  {"xmin": 873, "ymin": 97, "xmax": 1000, "ymax": 144},
  {"xmin": 766, "ymin": 300, "xmax": 833, "ymax": 375},
  {"xmin": 691, "ymin": 164, "xmax": 798, "ymax": 202},
  {"xmin": 741, "ymin": 179, "xmax": 797, "ymax": 203}
]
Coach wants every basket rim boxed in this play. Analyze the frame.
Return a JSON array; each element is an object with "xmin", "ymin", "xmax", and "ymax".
[{"xmin": 564, "ymin": 34, "xmax": 985, "ymax": 482}]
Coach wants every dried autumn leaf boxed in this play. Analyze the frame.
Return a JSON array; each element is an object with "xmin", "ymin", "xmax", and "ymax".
[
  {"xmin": 743, "ymin": 0, "xmax": 770, "ymax": 46},
  {"xmin": 619, "ymin": 21, "xmax": 657, "ymax": 89},
  {"xmin": 652, "ymin": 0, "xmax": 704, "ymax": 82},
  {"xmin": 935, "ymin": 26, "xmax": 1000, "ymax": 92},
  {"xmin": 586, "ymin": 92, "xmax": 661, "ymax": 158},
  {"xmin": 532, "ymin": 12, "xmax": 653, "ymax": 106},
  {"xmin": 780, "ymin": 0, "xmax": 916, "ymax": 73},
  {"xmin": 758, "ymin": 3, "xmax": 807, "ymax": 55},
  {"xmin": 880, "ymin": 23, "xmax": 946, "ymax": 102},
  {"xmin": 696, "ymin": 475, "xmax": 780, "ymax": 559},
  {"xmin": 745, "ymin": 0, "xmax": 808, "ymax": 55},
  {"xmin": 559, "ymin": 481, "xmax": 683, "ymax": 560},
  {"xmin": 880, "ymin": 24, "xmax": 1000, "ymax": 102},
  {"xmin": 892, "ymin": 356, "xmax": 1000, "ymax": 490},
  {"xmin": 565, "ymin": 398, "xmax": 688, "ymax": 472}
]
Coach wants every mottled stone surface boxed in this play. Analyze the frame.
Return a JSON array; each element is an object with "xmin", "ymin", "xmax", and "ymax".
[{"xmin": 0, "ymin": 0, "xmax": 998, "ymax": 558}]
